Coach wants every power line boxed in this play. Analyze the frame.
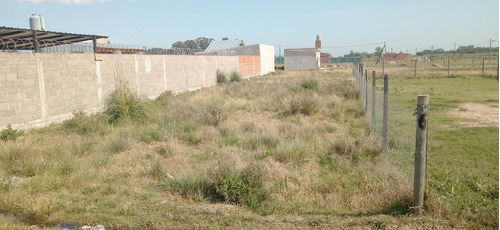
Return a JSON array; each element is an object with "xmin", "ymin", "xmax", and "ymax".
[
  {"xmin": 322, "ymin": 42, "xmax": 384, "ymax": 49},
  {"xmin": 276, "ymin": 41, "xmax": 384, "ymax": 49}
]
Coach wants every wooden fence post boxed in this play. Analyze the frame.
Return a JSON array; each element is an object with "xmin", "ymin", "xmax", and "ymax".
[
  {"xmin": 413, "ymin": 95, "xmax": 429, "ymax": 215},
  {"xmin": 365, "ymin": 70, "xmax": 368, "ymax": 113},
  {"xmin": 414, "ymin": 59, "xmax": 417, "ymax": 78},
  {"xmin": 447, "ymin": 56, "xmax": 450, "ymax": 77},
  {"xmin": 382, "ymin": 74, "xmax": 389, "ymax": 153},
  {"xmin": 482, "ymin": 58, "xmax": 485, "ymax": 75},
  {"xmin": 371, "ymin": 71, "xmax": 376, "ymax": 127}
]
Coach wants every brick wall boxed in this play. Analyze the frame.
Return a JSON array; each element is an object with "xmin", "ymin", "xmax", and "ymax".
[
  {"xmin": 0, "ymin": 52, "xmax": 239, "ymax": 130},
  {"xmin": 238, "ymin": 55, "xmax": 261, "ymax": 77}
]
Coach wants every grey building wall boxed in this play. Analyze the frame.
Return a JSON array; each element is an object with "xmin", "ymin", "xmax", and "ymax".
[
  {"xmin": 0, "ymin": 52, "xmax": 238, "ymax": 130},
  {"xmin": 284, "ymin": 48, "xmax": 319, "ymax": 71}
]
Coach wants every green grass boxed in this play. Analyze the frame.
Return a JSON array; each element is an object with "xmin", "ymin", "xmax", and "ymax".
[
  {"xmin": 0, "ymin": 68, "xmax": 475, "ymax": 229},
  {"xmin": 363, "ymin": 55, "xmax": 499, "ymax": 228}
]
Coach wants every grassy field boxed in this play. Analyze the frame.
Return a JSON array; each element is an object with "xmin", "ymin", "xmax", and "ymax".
[
  {"xmin": 363, "ymin": 54, "xmax": 499, "ymax": 229},
  {"xmin": 0, "ymin": 55, "xmax": 497, "ymax": 229}
]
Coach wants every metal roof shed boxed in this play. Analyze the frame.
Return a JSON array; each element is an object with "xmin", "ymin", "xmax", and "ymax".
[
  {"xmin": 0, "ymin": 26, "xmax": 108, "ymax": 52},
  {"xmin": 205, "ymin": 39, "xmax": 245, "ymax": 51}
]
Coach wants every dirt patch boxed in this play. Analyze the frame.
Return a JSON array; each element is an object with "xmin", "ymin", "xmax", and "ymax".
[{"xmin": 448, "ymin": 103, "xmax": 499, "ymax": 127}]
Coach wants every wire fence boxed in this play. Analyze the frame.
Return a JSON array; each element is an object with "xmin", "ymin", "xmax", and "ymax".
[
  {"xmin": 0, "ymin": 38, "xmax": 204, "ymax": 55},
  {"xmin": 353, "ymin": 62, "xmax": 419, "ymax": 156}
]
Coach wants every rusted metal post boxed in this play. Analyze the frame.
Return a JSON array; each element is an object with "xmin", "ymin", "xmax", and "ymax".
[{"xmin": 413, "ymin": 95, "xmax": 429, "ymax": 215}]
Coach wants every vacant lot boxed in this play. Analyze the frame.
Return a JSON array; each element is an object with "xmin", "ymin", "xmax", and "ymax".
[
  {"xmin": 1, "ymin": 69, "xmax": 458, "ymax": 229},
  {"xmin": 3, "ymin": 61, "xmax": 497, "ymax": 229}
]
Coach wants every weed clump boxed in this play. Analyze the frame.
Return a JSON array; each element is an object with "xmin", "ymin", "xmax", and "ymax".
[
  {"xmin": 0, "ymin": 124, "xmax": 24, "ymax": 141},
  {"xmin": 217, "ymin": 70, "xmax": 227, "ymax": 83},
  {"xmin": 230, "ymin": 71, "xmax": 242, "ymax": 82},
  {"xmin": 62, "ymin": 111, "xmax": 109, "ymax": 136},
  {"xmin": 282, "ymin": 93, "xmax": 321, "ymax": 116},
  {"xmin": 201, "ymin": 102, "xmax": 228, "ymax": 126},
  {"xmin": 104, "ymin": 83, "xmax": 148, "ymax": 124},
  {"xmin": 160, "ymin": 162, "xmax": 269, "ymax": 211},
  {"xmin": 210, "ymin": 163, "xmax": 268, "ymax": 211},
  {"xmin": 300, "ymin": 78, "xmax": 319, "ymax": 91}
]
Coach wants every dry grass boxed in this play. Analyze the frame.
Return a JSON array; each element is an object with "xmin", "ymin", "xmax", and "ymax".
[{"xmin": 0, "ymin": 69, "xmax": 455, "ymax": 229}]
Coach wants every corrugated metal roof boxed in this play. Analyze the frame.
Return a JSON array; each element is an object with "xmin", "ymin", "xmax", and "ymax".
[
  {"xmin": 205, "ymin": 39, "xmax": 245, "ymax": 51},
  {"xmin": 0, "ymin": 26, "xmax": 108, "ymax": 50}
]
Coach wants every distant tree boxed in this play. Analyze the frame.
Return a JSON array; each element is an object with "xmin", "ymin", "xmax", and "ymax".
[
  {"xmin": 195, "ymin": 37, "xmax": 214, "ymax": 51},
  {"xmin": 375, "ymin": 46, "xmax": 383, "ymax": 56},
  {"xmin": 172, "ymin": 37, "xmax": 215, "ymax": 50},
  {"xmin": 172, "ymin": 41, "xmax": 186, "ymax": 49},
  {"xmin": 183, "ymin": 40, "xmax": 199, "ymax": 50},
  {"xmin": 222, "ymin": 37, "xmax": 229, "ymax": 40}
]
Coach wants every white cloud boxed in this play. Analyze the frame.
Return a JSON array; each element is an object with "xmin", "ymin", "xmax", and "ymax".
[{"xmin": 19, "ymin": 0, "xmax": 111, "ymax": 4}]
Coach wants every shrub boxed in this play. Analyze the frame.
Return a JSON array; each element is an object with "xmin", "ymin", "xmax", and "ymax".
[
  {"xmin": 211, "ymin": 164, "xmax": 268, "ymax": 211},
  {"xmin": 160, "ymin": 174, "xmax": 222, "ymax": 202},
  {"xmin": 282, "ymin": 93, "xmax": 321, "ymax": 116},
  {"xmin": 229, "ymin": 71, "xmax": 241, "ymax": 82},
  {"xmin": 201, "ymin": 102, "xmax": 228, "ymax": 126},
  {"xmin": 217, "ymin": 70, "xmax": 227, "ymax": 83},
  {"xmin": 299, "ymin": 78, "xmax": 319, "ymax": 91},
  {"xmin": 104, "ymin": 84, "xmax": 148, "ymax": 124},
  {"xmin": 62, "ymin": 111, "xmax": 109, "ymax": 136},
  {"xmin": 0, "ymin": 124, "xmax": 24, "ymax": 141},
  {"xmin": 331, "ymin": 80, "xmax": 359, "ymax": 99},
  {"xmin": 106, "ymin": 135, "xmax": 132, "ymax": 154}
]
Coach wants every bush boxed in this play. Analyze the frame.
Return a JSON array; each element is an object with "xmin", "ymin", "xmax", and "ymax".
[
  {"xmin": 160, "ymin": 175, "xmax": 222, "ymax": 202},
  {"xmin": 211, "ymin": 164, "xmax": 268, "ymax": 211},
  {"xmin": 106, "ymin": 135, "xmax": 132, "ymax": 154},
  {"xmin": 229, "ymin": 71, "xmax": 241, "ymax": 82},
  {"xmin": 0, "ymin": 124, "xmax": 24, "ymax": 141},
  {"xmin": 62, "ymin": 111, "xmax": 109, "ymax": 136},
  {"xmin": 282, "ymin": 93, "xmax": 321, "ymax": 116},
  {"xmin": 299, "ymin": 78, "xmax": 319, "ymax": 91},
  {"xmin": 217, "ymin": 70, "xmax": 227, "ymax": 83},
  {"xmin": 104, "ymin": 84, "xmax": 148, "ymax": 124},
  {"xmin": 201, "ymin": 102, "xmax": 228, "ymax": 126}
]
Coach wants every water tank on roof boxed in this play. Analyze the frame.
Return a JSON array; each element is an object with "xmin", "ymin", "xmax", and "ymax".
[
  {"xmin": 29, "ymin": 14, "xmax": 46, "ymax": 31},
  {"xmin": 316, "ymin": 34, "xmax": 321, "ymax": 41}
]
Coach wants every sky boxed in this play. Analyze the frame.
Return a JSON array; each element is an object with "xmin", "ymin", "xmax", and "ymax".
[{"xmin": 1, "ymin": 0, "xmax": 499, "ymax": 57}]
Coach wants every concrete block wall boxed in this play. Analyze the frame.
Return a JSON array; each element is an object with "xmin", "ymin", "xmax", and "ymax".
[
  {"xmin": 284, "ymin": 48, "xmax": 320, "ymax": 71},
  {"xmin": 0, "ymin": 52, "xmax": 239, "ymax": 130}
]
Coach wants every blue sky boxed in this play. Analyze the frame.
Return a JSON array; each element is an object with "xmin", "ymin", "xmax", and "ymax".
[{"xmin": 1, "ymin": 0, "xmax": 499, "ymax": 56}]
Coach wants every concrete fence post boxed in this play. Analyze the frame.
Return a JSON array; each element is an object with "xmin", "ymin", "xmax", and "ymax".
[
  {"xmin": 383, "ymin": 74, "xmax": 389, "ymax": 153},
  {"xmin": 413, "ymin": 95, "xmax": 429, "ymax": 215}
]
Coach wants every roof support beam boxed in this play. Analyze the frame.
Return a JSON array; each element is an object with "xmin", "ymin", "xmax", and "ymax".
[{"xmin": 33, "ymin": 30, "xmax": 39, "ymax": 53}]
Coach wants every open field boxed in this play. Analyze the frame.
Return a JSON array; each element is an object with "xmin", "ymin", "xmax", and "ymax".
[
  {"xmin": 0, "ymin": 56, "xmax": 497, "ymax": 229},
  {"xmin": 362, "ymin": 53, "xmax": 499, "ymax": 229}
]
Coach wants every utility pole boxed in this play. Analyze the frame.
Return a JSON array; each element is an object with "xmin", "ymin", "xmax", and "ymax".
[
  {"xmin": 454, "ymin": 43, "xmax": 456, "ymax": 54},
  {"xmin": 279, "ymin": 45, "xmax": 281, "ymax": 57}
]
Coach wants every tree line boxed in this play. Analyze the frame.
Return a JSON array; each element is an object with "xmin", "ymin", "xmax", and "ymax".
[{"xmin": 416, "ymin": 45, "xmax": 499, "ymax": 55}]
